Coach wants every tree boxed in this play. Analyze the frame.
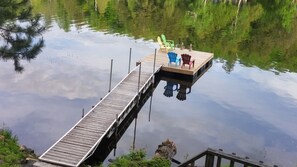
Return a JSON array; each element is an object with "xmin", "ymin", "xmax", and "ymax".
[{"xmin": 0, "ymin": 0, "xmax": 45, "ymax": 72}]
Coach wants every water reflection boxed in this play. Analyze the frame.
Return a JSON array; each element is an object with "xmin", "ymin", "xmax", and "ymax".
[
  {"xmin": 162, "ymin": 79, "xmax": 192, "ymax": 101},
  {"xmin": 1, "ymin": 1, "xmax": 297, "ymax": 166},
  {"xmin": 0, "ymin": 0, "xmax": 45, "ymax": 72},
  {"xmin": 100, "ymin": 60, "xmax": 297, "ymax": 167},
  {"xmin": 160, "ymin": 61, "xmax": 212, "ymax": 101},
  {"xmin": 0, "ymin": 22, "xmax": 157, "ymax": 155},
  {"xmin": 31, "ymin": 0, "xmax": 297, "ymax": 73},
  {"xmin": 163, "ymin": 81, "xmax": 179, "ymax": 98}
]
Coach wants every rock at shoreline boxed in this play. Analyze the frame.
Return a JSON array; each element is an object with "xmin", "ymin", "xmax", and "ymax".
[
  {"xmin": 155, "ymin": 139, "xmax": 177, "ymax": 160},
  {"xmin": 20, "ymin": 145, "xmax": 35, "ymax": 155}
]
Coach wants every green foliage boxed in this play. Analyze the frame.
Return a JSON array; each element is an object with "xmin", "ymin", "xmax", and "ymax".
[
  {"xmin": 0, "ymin": 128, "xmax": 25, "ymax": 167},
  {"xmin": 108, "ymin": 149, "xmax": 170, "ymax": 167}
]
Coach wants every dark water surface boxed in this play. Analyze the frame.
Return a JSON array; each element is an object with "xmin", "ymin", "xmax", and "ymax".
[{"xmin": 1, "ymin": 1, "xmax": 297, "ymax": 167}]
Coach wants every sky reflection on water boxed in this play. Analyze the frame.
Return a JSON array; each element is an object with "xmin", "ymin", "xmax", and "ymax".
[
  {"xmin": 1, "ymin": 23, "xmax": 297, "ymax": 167},
  {"xmin": 105, "ymin": 62, "xmax": 297, "ymax": 167}
]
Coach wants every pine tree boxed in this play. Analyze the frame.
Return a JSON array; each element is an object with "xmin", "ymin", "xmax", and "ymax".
[{"xmin": 0, "ymin": 0, "xmax": 45, "ymax": 72}]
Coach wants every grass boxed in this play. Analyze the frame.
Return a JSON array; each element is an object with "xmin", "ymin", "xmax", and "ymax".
[
  {"xmin": 0, "ymin": 128, "xmax": 169, "ymax": 167},
  {"xmin": 0, "ymin": 128, "xmax": 35, "ymax": 167},
  {"xmin": 106, "ymin": 149, "xmax": 170, "ymax": 167},
  {"xmin": 81, "ymin": 149, "xmax": 170, "ymax": 167}
]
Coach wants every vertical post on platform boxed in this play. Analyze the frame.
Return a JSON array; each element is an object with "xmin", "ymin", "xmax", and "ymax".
[
  {"xmin": 109, "ymin": 59, "xmax": 113, "ymax": 92},
  {"xmin": 128, "ymin": 48, "xmax": 132, "ymax": 74},
  {"xmin": 153, "ymin": 49, "xmax": 157, "ymax": 74},
  {"xmin": 137, "ymin": 62, "xmax": 142, "ymax": 94},
  {"xmin": 81, "ymin": 108, "xmax": 84, "ymax": 118}
]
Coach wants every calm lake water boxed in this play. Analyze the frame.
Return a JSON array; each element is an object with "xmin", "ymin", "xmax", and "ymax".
[{"xmin": 1, "ymin": 1, "xmax": 297, "ymax": 167}]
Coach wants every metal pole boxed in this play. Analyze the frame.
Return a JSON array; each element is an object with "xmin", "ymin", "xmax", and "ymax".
[
  {"xmin": 128, "ymin": 48, "xmax": 132, "ymax": 74},
  {"xmin": 113, "ymin": 147, "xmax": 117, "ymax": 157},
  {"xmin": 132, "ymin": 117, "xmax": 137, "ymax": 150},
  {"xmin": 149, "ymin": 93, "xmax": 153, "ymax": 122},
  {"xmin": 137, "ymin": 62, "xmax": 142, "ymax": 93},
  {"xmin": 153, "ymin": 48, "xmax": 157, "ymax": 74},
  {"xmin": 109, "ymin": 59, "xmax": 113, "ymax": 92},
  {"xmin": 114, "ymin": 114, "xmax": 119, "ymax": 157},
  {"xmin": 115, "ymin": 114, "xmax": 119, "ymax": 136},
  {"xmin": 82, "ymin": 108, "xmax": 84, "ymax": 118}
]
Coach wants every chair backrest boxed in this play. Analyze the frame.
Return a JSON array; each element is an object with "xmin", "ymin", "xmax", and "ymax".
[
  {"xmin": 181, "ymin": 54, "xmax": 191, "ymax": 64},
  {"xmin": 168, "ymin": 52, "xmax": 178, "ymax": 62},
  {"xmin": 165, "ymin": 81, "xmax": 178, "ymax": 91},
  {"xmin": 157, "ymin": 36, "xmax": 164, "ymax": 46},
  {"xmin": 161, "ymin": 34, "xmax": 167, "ymax": 43}
]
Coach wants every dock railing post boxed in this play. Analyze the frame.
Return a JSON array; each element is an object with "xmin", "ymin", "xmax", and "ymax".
[
  {"xmin": 137, "ymin": 62, "xmax": 142, "ymax": 94},
  {"xmin": 128, "ymin": 48, "xmax": 132, "ymax": 74},
  {"xmin": 153, "ymin": 48, "xmax": 156, "ymax": 74},
  {"xmin": 82, "ymin": 108, "xmax": 84, "ymax": 118},
  {"xmin": 109, "ymin": 59, "xmax": 113, "ymax": 92}
]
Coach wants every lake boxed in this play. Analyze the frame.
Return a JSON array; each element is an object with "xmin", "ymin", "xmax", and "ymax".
[{"xmin": 1, "ymin": 0, "xmax": 297, "ymax": 167}]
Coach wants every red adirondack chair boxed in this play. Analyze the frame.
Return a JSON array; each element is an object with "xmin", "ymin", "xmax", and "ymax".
[{"xmin": 181, "ymin": 54, "xmax": 195, "ymax": 69}]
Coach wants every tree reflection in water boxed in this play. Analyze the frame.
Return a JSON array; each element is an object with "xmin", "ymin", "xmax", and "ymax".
[{"xmin": 0, "ymin": 0, "xmax": 45, "ymax": 72}]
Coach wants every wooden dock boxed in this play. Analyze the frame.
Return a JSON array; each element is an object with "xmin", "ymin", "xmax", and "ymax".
[
  {"xmin": 143, "ymin": 48, "xmax": 213, "ymax": 76},
  {"xmin": 37, "ymin": 49, "xmax": 213, "ymax": 167},
  {"xmin": 38, "ymin": 62, "xmax": 161, "ymax": 167}
]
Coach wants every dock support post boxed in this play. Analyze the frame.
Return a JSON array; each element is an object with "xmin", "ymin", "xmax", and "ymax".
[
  {"xmin": 109, "ymin": 59, "xmax": 113, "ymax": 92},
  {"xmin": 205, "ymin": 154, "xmax": 214, "ymax": 167},
  {"xmin": 115, "ymin": 114, "xmax": 119, "ymax": 136},
  {"xmin": 114, "ymin": 114, "xmax": 119, "ymax": 156},
  {"xmin": 132, "ymin": 117, "xmax": 137, "ymax": 151},
  {"xmin": 148, "ymin": 93, "xmax": 153, "ymax": 122},
  {"xmin": 216, "ymin": 157, "xmax": 221, "ymax": 167},
  {"xmin": 128, "ymin": 48, "xmax": 132, "ymax": 74}
]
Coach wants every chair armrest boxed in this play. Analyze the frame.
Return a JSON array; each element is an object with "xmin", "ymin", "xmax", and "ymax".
[
  {"xmin": 167, "ymin": 40, "xmax": 174, "ymax": 44},
  {"xmin": 186, "ymin": 88, "xmax": 191, "ymax": 94}
]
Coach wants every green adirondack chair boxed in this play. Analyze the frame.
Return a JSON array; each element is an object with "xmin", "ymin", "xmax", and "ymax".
[
  {"xmin": 161, "ymin": 34, "xmax": 175, "ymax": 49},
  {"xmin": 157, "ymin": 36, "xmax": 171, "ymax": 52}
]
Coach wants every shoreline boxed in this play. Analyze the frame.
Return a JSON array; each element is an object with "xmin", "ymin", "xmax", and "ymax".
[{"xmin": 0, "ymin": 128, "xmax": 38, "ymax": 167}]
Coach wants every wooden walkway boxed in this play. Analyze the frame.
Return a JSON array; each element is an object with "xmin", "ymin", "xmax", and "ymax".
[
  {"xmin": 39, "ymin": 62, "xmax": 161, "ymax": 167},
  {"xmin": 38, "ymin": 48, "xmax": 213, "ymax": 167}
]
